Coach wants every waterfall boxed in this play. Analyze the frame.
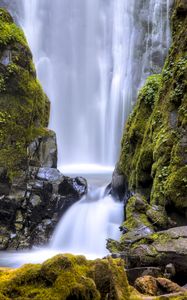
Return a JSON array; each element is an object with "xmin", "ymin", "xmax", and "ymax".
[
  {"xmin": 0, "ymin": 0, "xmax": 173, "ymax": 264},
  {"xmin": 16, "ymin": 0, "xmax": 173, "ymax": 169}
]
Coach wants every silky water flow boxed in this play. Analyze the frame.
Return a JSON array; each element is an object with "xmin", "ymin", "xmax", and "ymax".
[{"xmin": 0, "ymin": 0, "xmax": 173, "ymax": 267}]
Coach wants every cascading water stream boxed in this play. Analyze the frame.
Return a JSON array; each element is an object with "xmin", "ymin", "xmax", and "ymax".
[{"xmin": 0, "ymin": 0, "xmax": 173, "ymax": 266}]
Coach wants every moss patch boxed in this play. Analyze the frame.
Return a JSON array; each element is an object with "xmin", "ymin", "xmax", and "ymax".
[
  {"xmin": 118, "ymin": 2, "xmax": 187, "ymax": 216},
  {"xmin": 0, "ymin": 254, "xmax": 131, "ymax": 300},
  {"xmin": 0, "ymin": 8, "xmax": 50, "ymax": 179}
]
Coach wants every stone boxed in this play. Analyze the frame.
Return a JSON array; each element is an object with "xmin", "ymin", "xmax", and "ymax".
[
  {"xmin": 126, "ymin": 267, "xmax": 162, "ymax": 285},
  {"xmin": 156, "ymin": 277, "xmax": 186, "ymax": 294},
  {"xmin": 134, "ymin": 275, "xmax": 158, "ymax": 296},
  {"xmin": 28, "ymin": 130, "xmax": 57, "ymax": 168},
  {"xmin": 127, "ymin": 227, "xmax": 187, "ymax": 274},
  {"xmin": 111, "ymin": 165, "xmax": 126, "ymax": 200},
  {"xmin": 36, "ymin": 167, "xmax": 63, "ymax": 182},
  {"xmin": 164, "ymin": 263, "xmax": 176, "ymax": 279},
  {"xmin": 0, "ymin": 49, "xmax": 11, "ymax": 66},
  {"xmin": 146, "ymin": 205, "xmax": 169, "ymax": 229},
  {"xmin": 58, "ymin": 176, "xmax": 87, "ymax": 198},
  {"xmin": 30, "ymin": 194, "xmax": 42, "ymax": 207}
]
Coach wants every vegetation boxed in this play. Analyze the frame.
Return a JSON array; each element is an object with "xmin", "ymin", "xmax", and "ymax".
[
  {"xmin": 118, "ymin": 2, "xmax": 187, "ymax": 216},
  {"xmin": 0, "ymin": 8, "xmax": 50, "ymax": 179},
  {"xmin": 0, "ymin": 254, "xmax": 131, "ymax": 300}
]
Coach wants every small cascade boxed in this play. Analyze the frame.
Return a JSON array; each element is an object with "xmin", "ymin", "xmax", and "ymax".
[{"xmin": 51, "ymin": 185, "xmax": 124, "ymax": 257}]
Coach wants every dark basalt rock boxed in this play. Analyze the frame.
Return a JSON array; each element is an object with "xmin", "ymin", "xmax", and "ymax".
[
  {"xmin": 0, "ymin": 131, "xmax": 87, "ymax": 250},
  {"xmin": 111, "ymin": 165, "xmax": 127, "ymax": 200},
  {"xmin": 0, "ymin": 165, "xmax": 87, "ymax": 250}
]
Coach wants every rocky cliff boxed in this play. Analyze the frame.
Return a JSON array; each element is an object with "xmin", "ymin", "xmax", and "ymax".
[
  {"xmin": 0, "ymin": 8, "xmax": 87, "ymax": 250},
  {"xmin": 109, "ymin": 0, "xmax": 187, "ymax": 292}
]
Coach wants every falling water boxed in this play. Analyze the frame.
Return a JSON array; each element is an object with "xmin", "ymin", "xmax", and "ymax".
[
  {"xmin": 0, "ymin": 0, "xmax": 173, "ymax": 264},
  {"xmin": 16, "ymin": 0, "xmax": 173, "ymax": 168}
]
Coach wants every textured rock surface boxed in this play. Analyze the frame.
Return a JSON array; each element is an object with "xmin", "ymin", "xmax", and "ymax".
[
  {"xmin": 0, "ymin": 8, "xmax": 50, "ymax": 179},
  {"xmin": 0, "ymin": 255, "xmax": 131, "ymax": 300},
  {"xmin": 135, "ymin": 275, "xmax": 186, "ymax": 296},
  {"xmin": 0, "ymin": 166, "xmax": 87, "ymax": 249},
  {"xmin": 127, "ymin": 227, "xmax": 187, "ymax": 273},
  {"xmin": 117, "ymin": 0, "xmax": 187, "ymax": 221}
]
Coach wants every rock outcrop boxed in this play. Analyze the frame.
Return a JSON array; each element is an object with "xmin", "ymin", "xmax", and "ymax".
[
  {"xmin": 0, "ymin": 166, "xmax": 87, "ymax": 249},
  {"xmin": 0, "ymin": 9, "xmax": 88, "ymax": 250}
]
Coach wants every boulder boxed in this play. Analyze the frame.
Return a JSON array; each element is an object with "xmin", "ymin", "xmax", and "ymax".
[
  {"xmin": 134, "ymin": 275, "xmax": 186, "ymax": 296},
  {"xmin": 134, "ymin": 275, "xmax": 158, "ymax": 296},
  {"xmin": 0, "ymin": 255, "xmax": 131, "ymax": 300},
  {"xmin": 36, "ymin": 167, "xmax": 63, "ymax": 182},
  {"xmin": 127, "ymin": 227, "xmax": 187, "ymax": 273},
  {"xmin": 0, "ymin": 167, "xmax": 87, "ymax": 249}
]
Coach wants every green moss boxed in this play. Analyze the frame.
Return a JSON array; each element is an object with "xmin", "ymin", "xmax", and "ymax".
[
  {"xmin": 0, "ymin": 9, "xmax": 26, "ymax": 48},
  {"xmin": 0, "ymin": 9, "xmax": 50, "ymax": 179},
  {"xmin": 0, "ymin": 254, "xmax": 131, "ymax": 300},
  {"xmin": 118, "ymin": 3, "xmax": 187, "ymax": 217}
]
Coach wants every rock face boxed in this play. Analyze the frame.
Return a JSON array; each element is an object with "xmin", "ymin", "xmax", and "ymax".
[
  {"xmin": 116, "ymin": 0, "xmax": 187, "ymax": 219},
  {"xmin": 109, "ymin": 0, "xmax": 187, "ymax": 292},
  {"xmin": 0, "ymin": 8, "xmax": 50, "ymax": 179},
  {"xmin": 0, "ymin": 166, "xmax": 87, "ymax": 249},
  {"xmin": 0, "ymin": 255, "xmax": 131, "ymax": 300},
  {"xmin": 0, "ymin": 9, "xmax": 88, "ymax": 250}
]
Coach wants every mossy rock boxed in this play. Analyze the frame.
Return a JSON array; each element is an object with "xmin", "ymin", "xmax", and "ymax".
[
  {"xmin": 118, "ymin": 1, "xmax": 187, "ymax": 219},
  {"xmin": 0, "ymin": 254, "xmax": 131, "ymax": 300},
  {"xmin": 0, "ymin": 8, "xmax": 50, "ymax": 180}
]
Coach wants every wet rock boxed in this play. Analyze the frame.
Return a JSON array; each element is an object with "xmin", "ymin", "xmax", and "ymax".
[
  {"xmin": 28, "ymin": 130, "xmax": 57, "ymax": 168},
  {"xmin": 146, "ymin": 205, "xmax": 169, "ymax": 229},
  {"xmin": 0, "ymin": 166, "xmax": 87, "ymax": 249},
  {"xmin": 58, "ymin": 176, "xmax": 87, "ymax": 198},
  {"xmin": 111, "ymin": 165, "xmax": 126, "ymax": 200},
  {"xmin": 36, "ymin": 167, "xmax": 63, "ymax": 182}
]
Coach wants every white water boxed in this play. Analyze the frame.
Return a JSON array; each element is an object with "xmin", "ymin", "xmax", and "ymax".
[
  {"xmin": 0, "ymin": 0, "xmax": 173, "ymax": 266},
  {"xmin": 18, "ymin": 0, "xmax": 173, "ymax": 168},
  {"xmin": 51, "ymin": 186, "xmax": 123, "ymax": 257}
]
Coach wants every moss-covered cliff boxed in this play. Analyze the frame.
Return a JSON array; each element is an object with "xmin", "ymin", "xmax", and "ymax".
[
  {"xmin": 118, "ymin": 0, "xmax": 187, "ymax": 219},
  {"xmin": 0, "ymin": 9, "xmax": 50, "ymax": 179}
]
